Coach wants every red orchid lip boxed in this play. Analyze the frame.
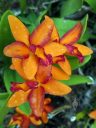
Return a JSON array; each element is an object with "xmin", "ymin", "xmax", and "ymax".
[
  {"xmin": 39, "ymin": 54, "xmax": 53, "ymax": 66},
  {"xmin": 29, "ymin": 44, "xmax": 36, "ymax": 53},
  {"xmin": 65, "ymin": 44, "xmax": 84, "ymax": 62},
  {"xmin": 10, "ymin": 82, "xmax": 21, "ymax": 92},
  {"xmin": 26, "ymin": 81, "xmax": 38, "ymax": 89},
  {"xmin": 54, "ymin": 55, "xmax": 65, "ymax": 63}
]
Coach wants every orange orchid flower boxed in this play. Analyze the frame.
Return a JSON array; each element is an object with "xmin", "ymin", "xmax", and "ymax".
[
  {"xmin": 9, "ymin": 98, "xmax": 53, "ymax": 127},
  {"xmin": 60, "ymin": 22, "xmax": 93, "ymax": 62},
  {"xmin": 89, "ymin": 110, "xmax": 96, "ymax": 120},
  {"xmin": 4, "ymin": 15, "xmax": 70, "ymax": 82},
  {"xmin": 8, "ymin": 79, "xmax": 71, "ymax": 117}
]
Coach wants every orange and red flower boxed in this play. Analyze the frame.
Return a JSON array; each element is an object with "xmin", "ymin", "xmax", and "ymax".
[
  {"xmin": 9, "ymin": 98, "xmax": 53, "ymax": 127},
  {"xmin": 4, "ymin": 15, "xmax": 69, "ymax": 82},
  {"xmin": 8, "ymin": 79, "xmax": 71, "ymax": 117},
  {"xmin": 3, "ymin": 15, "xmax": 93, "ymax": 126},
  {"xmin": 4, "ymin": 15, "xmax": 93, "ymax": 82}
]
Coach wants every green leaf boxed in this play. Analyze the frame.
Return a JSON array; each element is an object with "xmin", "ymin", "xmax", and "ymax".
[
  {"xmin": 0, "ymin": 93, "xmax": 9, "ymax": 107},
  {"xmin": 53, "ymin": 15, "xmax": 88, "ymax": 38},
  {"xmin": 85, "ymin": 0, "xmax": 96, "ymax": 12},
  {"xmin": 18, "ymin": 102, "xmax": 32, "ymax": 116},
  {"xmin": 76, "ymin": 111, "xmax": 86, "ymax": 120},
  {"xmin": 60, "ymin": 0, "xmax": 83, "ymax": 17},
  {"xmin": 0, "ymin": 10, "xmax": 15, "ymax": 60},
  {"xmin": 3, "ymin": 68, "xmax": 24, "ymax": 93},
  {"xmin": 19, "ymin": 12, "xmax": 37, "ymax": 26},
  {"xmin": 36, "ymin": 10, "xmax": 48, "ymax": 24},
  {"xmin": 80, "ymin": 14, "xmax": 89, "ymax": 41},
  {"xmin": 69, "ymin": 55, "xmax": 91, "ymax": 70},
  {"xmin": 91, "ymin": 121, "xmax": 96, "ymax": 128},
  {"xmin": 79, "ymin": 29, "xmax": 90, "ymax": 43},
  {"xmin": 19, "ymin": 0, "xmax": 26, "ymax": 13},
  {"xmin": 60, "ymin": 75, "xmax": 93, "ymax": 86},
  {"xmin": 0, "ymin": 93, "xmax": 11, "ymax": 124}
]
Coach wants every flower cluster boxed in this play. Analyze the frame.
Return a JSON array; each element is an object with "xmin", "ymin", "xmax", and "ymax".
[{"xmin": 4, "ymin": 15, "xmax": 93, "ymax": 127}]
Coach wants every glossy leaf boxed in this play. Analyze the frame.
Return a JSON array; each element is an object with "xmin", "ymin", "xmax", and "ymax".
[{"xmin": 60, "ymin": 75, "xmax": 93, "ymax": 86}]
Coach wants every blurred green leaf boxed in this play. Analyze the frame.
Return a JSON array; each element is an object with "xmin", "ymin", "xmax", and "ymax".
[
  {"xmin": 0, "ymin": 93, "xmax": 9, "ymax": 107},
  {"xmin": 19, "ymin": 0, "xmax": 26, "ymax": 13},
  {"xmin": 76, "ymin": 111, "xmax": 86, "ymax": 120},
  {"xmin": 60, "ymin": 75, "xmax": 93, "ymax": 86},
  {"xmin": 69, "ymin": 55, "xmax": 91, "ymax": 70},
  {"xmin": 85, "ymin": 0, "xmax": 96, "ymax": 12},
  {"xmin": 60, "ymin": 0, "xmax": 83, "ymax": 17},
  {"xmin": 18, "ymin": 102, "xmax": 32, "ymax": 116},
  {"xmin": 0, "ymin": 93, "xmax": 10, "ymax": 124},
  {"xmin": 19, "ymin": 12, "xmax": 37, "ymax": 25},
  {"xmin": 0, "ymin": 10, "xmax": 14, "ymax": 61},
  {"xmin": 3, "ymin": 68, "xmax": 24, "ymax": 93},
  {"xmin": 91, "ymin": 121, "xmax": 96, "ymax": 128}
]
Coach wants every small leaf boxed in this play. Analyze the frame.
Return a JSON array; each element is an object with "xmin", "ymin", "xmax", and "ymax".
[
  {"xmin": 60, "ymin": 75, "xmax": 93, "ymax": 86},
  {"xmin": 60, "ymin": 0, "xmax": 83, "ymax": 17},
  {"xmin": 18, "ymin": 102, "xmax": 32, "ymax": 116},
  {"xmin": 68, "ymin": 55, "xmax": 91, "ymax": 70},
  {"xmin": 76, "ymin": 111, "xmax": 86, "ymax": 120}
]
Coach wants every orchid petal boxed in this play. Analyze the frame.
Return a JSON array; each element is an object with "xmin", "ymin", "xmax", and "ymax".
[
  {"xmin": 8, "ymin": 90, "xmax": 30, "ymax": 107},
  {"xmin": 41, "ymin": 111, "xmax": 48, "ymax": 124},
  {"xmin": 30, "ymin": 16, "xmax": 54, "ymax": 46},
  {"xmin": 36, "ymin": 64, "xmax": 52, "ymax": 84},
  {"xmin": 42, "ymin": 79, "xmax": 72, "ymax": 96},
  {"xmin": 12, "ymin": 58, "xmax": 27, "ymax": 79},
  {"xmin": 51, "ymin": 66, "xmax": 70, "ymax": 80},
  {"xmin": 44, "ymin": 43, "xmax": 66, "ymax": 57},
  {"xmin": 60, "ymin": 22, "xmax": 83, "ymax": 45},
  {"xmin": 29, "ymin": 86, "xmax": 45, "ymax": 117},
  {"xmin": 58, "ymin": 56, "xmax": 71, "ymax": 75},
  {"xmin": 74, "ymin": 44, "xmax": 93, "ymax": 56},
  {"xmin": 51, "ymin": 25, "xmax": 59, "ymax": 42},
  {"xmin": 22, "ymin": 55, "xmax": 38, "ymax": 80},
  {"xmin": 4, "ymin": 42, "xmax": 29, "ymax": 58},
  {"xmin": 8, "ymin": 15, "xmax": 29, "ymax": 46},
  {"xmin": 30, "ymin": 116, "xmax": 42, "ymax": 125}
]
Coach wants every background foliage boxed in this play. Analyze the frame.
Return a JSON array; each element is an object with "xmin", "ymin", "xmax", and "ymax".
[{"xmin": 0, "ymin": 0, "xmax": 96, "ymax": 128}]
